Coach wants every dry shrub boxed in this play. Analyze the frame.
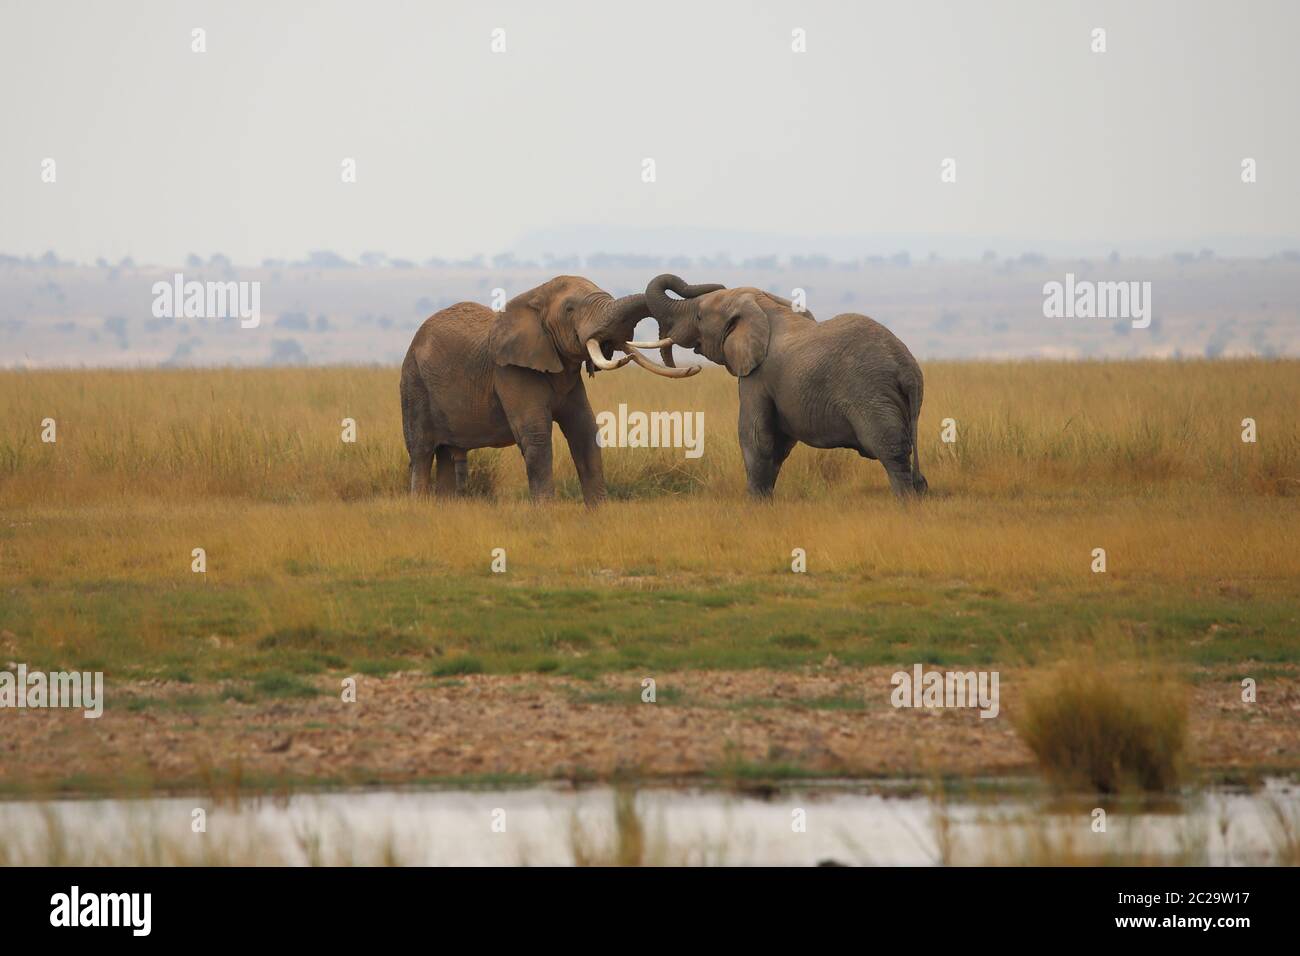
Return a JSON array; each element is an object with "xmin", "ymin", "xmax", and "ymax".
[{"xmin": 1015, "ymin": 656, "xmax": 1188, "ymax": 794}]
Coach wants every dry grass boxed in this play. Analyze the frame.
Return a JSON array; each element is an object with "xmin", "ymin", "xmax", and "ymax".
[
  {"xmin": 1015, "ymin": 650, "xmax": 1189, "ymax": 793},
  {"xmin": 2, "ymin": 359, "xmax": 1297, "ymax": 506},
  {"xmin": 1, "ymin": 360, "xmax": 1298, "ymax": 590},
  {"xmin": 0, "ymin": 360, "xmax": 1296, "ymax": 719},
  {"xmin": 3, "ymin": 492, "xmax": 1296, "ymax": 588}
]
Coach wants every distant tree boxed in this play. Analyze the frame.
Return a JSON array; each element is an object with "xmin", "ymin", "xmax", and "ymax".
[
  {"xmin": 305, "ymin": 250, "xmax": 354, "ymax": 269},
  {"xmin": 269, "ymin": 338, "xmax": 308, "ymax": 365},
  {"xmin": 103, "ymin": 315, "xmax": 129, "ymax": 348},
  {"xmin": 163, "ymin": 337, "xmax": 202, "ymax": 367},
  {"xmin": 275, "ymin": 312, "xmax": 311, "ymax": 330}
]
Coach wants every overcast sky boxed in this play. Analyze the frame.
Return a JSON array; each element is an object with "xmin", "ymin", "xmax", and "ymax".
[{"xmin": 2, "ymin": 0, "xmax": 1297, "ymax": 264}]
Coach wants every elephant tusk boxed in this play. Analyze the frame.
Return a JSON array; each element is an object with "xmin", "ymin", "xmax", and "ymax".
[
  {"xmin": 621, "ymin": 344, "xmax": 700, "ymax": 378},
  {"xmin": 625, "ymin": 337, "xmax": 674, "ymax": 349},
  {"xmin": 586, "ymin": 338, "xmax": 632, "ymax": 371}
]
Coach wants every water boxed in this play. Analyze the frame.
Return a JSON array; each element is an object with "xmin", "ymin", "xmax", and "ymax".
[{"xmin": 2, "ymin": 779, "xmax": 1296, "ymax": 866}]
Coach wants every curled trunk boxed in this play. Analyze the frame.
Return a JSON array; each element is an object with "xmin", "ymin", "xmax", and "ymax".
[
  {"xmin": 605, "ymin": 292, "xmax": 651, "ymax": 329},
  {"xmin": 644, "ymin": 274, "xmax": 724, "ymax": 326}
]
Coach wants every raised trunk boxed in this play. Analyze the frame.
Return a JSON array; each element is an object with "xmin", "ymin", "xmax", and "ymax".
[
  {"xmin": 605, "ymin": 292, "xmax": 651, "ymax": 330},
  {"xmin": 644, "ymin": 274, "xmax": 724, "ymax": 328}
]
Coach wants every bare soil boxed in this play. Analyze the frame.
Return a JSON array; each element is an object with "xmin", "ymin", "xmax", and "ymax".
[{"xmin": 3, "ymin": 665, "xmax": 1296, "ymax": 795}]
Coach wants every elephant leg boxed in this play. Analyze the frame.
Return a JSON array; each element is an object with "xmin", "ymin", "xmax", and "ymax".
[
  {"xmin": 851, "ymin": 410, "xmax": 916, "ymax": 499},
  {"xmin": 504, "ymin": 409, "xmax": 555, "ymax": 500},
  {"xmin": 743, "ymin": 435, "xmax": 795, "ymax": 497},
  {"xmin": 884, "ymin": 465, "xmax": 916, "ymax": 498},
  {"xmin": 402, "ymin": 408, "xmax": 435, "ymax": 498},
  {"xmin": 434, "ymin": 446, "xmax": 458, "ymax": 497},
  {"xmin": 453, "ymin": 448, "xmax": 469, "ymax": 495},
  {"xmin": 738, "ymin": 386, "xmax": 792, "ymax": 498},
  {"xmin": 400, "ymin": 353, "xmax": 436, "ymax": 497},
  {"xmin": 408, "ymin": 449, "xmax": 434, "ymax": 496},
  {"xmin": 517, "ymin": 422, "xmax": 555, "ymax": 500},
  {"xmin": 555, "ymin": 385, "xmax": 607, "ymax": 507},
  {"xmin": 496, "ymin": 365, "xmax": 560, "ymax": 501}
]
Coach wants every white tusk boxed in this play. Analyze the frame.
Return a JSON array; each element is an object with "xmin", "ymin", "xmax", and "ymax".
[
  {"xmin": 622, "ymin": 344, "xmax": 700, "ymax": 378},
  {"xmin": 625, "ymin": 337, "xmax": 674, "ymax": 349},
  {"xmin": 586, "ymin": 338, "xmax": 631, "ymax": 370}
]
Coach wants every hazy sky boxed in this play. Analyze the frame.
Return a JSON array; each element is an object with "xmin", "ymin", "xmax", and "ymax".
[{"xmin": 2, "ymin": 0, "xmax": 1297, "ymax": 263}]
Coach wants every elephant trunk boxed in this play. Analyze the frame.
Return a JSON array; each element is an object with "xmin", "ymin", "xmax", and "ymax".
[
  {"xmin": 583, "ymin": 292, "xmax": 698, "ymax": 378},
  {"xmin": 606, "ymin": 292, "xmax": 651, "ymax": 329},
  {"xmin": 644, "ymin": 274, "xmax": 725, "ymax": 365},
  {"xmin": 645, "ymin": 274, "xmax": 722, "ymax": 325}
]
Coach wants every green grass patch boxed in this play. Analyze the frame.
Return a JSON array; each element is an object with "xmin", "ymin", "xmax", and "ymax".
[
  {"xmin": 432, "ymin": 655, "xmax": 485, "ymax": 676},
  {"xmin": 251, "ymin": 672, "xmax": 322, "ymax": 699},
  {"xmin": 1, "ymin": 574, "xmax": 1295, "ymax": 684}
]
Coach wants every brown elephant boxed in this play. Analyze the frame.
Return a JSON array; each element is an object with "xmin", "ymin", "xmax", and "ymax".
[
  {"xmin": 400, "ymin": 275, "xmax": 696, "ymax": 505},
  {"xmin": 645, "ymin": 274, "xmax": 927, "ymax": 499}
]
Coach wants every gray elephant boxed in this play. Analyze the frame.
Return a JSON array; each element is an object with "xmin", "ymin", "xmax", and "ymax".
[
  {"xmin": 645, "ymin": 274, "xmax": 928, "ymax": 498},
  {"xmin": 400, "ymin": 275, "xmax": 696, "ymax": 505}
]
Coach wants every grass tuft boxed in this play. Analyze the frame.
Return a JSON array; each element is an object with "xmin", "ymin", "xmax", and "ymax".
[{"xmin": 1015, "ymin": 656, "xmax": 1188, "ymax": 793}]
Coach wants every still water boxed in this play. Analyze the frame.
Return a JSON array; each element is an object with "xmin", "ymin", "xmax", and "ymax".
[{"xmin": 2, "ymin": 779, "xmax": 1296, "ymax": 865}]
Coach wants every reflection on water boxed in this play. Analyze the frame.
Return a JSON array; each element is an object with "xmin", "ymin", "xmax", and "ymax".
[{"xmin": 1, "ymin": 779, "xmax": 1297, "ymax": 866}]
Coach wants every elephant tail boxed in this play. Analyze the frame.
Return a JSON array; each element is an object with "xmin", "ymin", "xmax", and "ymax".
[{"xmin": 902, "ymin": 370, "xmax": 925, "ymax": 493}]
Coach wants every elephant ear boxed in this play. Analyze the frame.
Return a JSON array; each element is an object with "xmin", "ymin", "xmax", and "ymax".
[
  {"xmin": 492, "ymin": 292, "xmax": 564, "ymax": 373},
  {"xmin": 721, "ymin": 294, "xmax": 771, "ymax": 377}
]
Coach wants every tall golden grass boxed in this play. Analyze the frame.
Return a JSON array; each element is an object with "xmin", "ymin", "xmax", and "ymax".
[
  {"xmin": 1, "ymin": 360, "xmax": 1297, "ymax": 590},
  {"xmin": 2, "ymin": 359, "xmax": 1296, "ymax": 505}
]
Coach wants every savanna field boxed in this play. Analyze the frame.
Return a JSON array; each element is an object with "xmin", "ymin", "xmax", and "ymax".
[{"xmin": 1, "ymin": 359, "xmax": 1298, "ymax": 795}]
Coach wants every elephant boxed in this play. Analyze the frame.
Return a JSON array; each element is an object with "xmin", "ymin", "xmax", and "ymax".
[
  {"xmin": 645, "ymin": 274, "xmax": 928, "ymax": 499},
  {"xmin": 400, "ymin": 275, "xmax": 697, "ymax": 505}
]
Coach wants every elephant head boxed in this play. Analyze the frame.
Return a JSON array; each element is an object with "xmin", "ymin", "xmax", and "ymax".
[
  {"xmin": 646, "ymin": 274, "xmax": 791, "ymax": 377},
  {"xmin": 643, "ymin": 274, "xmax": 726, "ymax": 368},
  {"xmin": 493, "ymin": 275, "xmax": 698, "ymax": 378}
]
